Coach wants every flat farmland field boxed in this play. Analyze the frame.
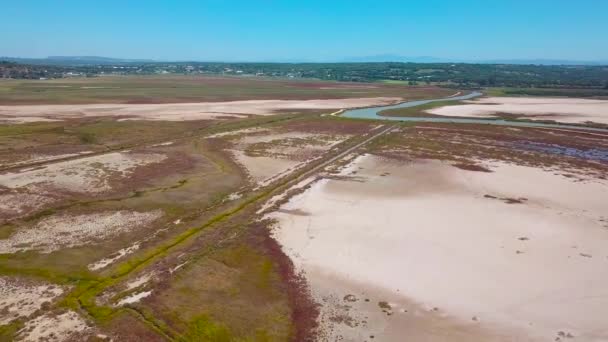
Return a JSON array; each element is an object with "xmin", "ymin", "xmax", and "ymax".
[{"xmin": 0, "ymin": 75, "xmax": 453, "ymax": 105}]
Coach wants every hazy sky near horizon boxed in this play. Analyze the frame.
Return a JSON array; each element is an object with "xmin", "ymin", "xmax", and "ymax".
[{"xmin": 2, "ymin": 0, "xmax": 607, "ymax": 61}]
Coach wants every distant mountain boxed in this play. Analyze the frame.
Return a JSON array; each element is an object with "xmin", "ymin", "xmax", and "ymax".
[
  {"xmin": 340, "ymin": 54, "xmax": 448, "ymax": 63},
  {"xmin": 48, "ymin": 56, "xmax": 155, "ymax": 63},
  {"xmin": 477, "ymin": 58, "xmax": 608, "ymax": 66},
  {"xmin": 340, "ymin": 55, "xmax": 608, "ymax": 66},
  {"xmin": 1, "ymin": 55, "xmax": 606, "ymax": 66}
]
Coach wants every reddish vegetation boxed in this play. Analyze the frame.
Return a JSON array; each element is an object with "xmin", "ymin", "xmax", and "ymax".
[
  {"xmin": 416, "ymin": 123, "xmax": 608, "ymax": 152},
  {"xmin": 372, "ymin": 123, "xmax": 608, "ymax": 179},
  {"xmin": 251, "ymin": 220, "xmax": 320, "ymax": 342},
  {"xmin": 112, "ymin": 150, "xmax": 195, "ymax": 193},
  {"xmin": 103, "ymin": 314, "xmax": 166, "ymax": 342}
]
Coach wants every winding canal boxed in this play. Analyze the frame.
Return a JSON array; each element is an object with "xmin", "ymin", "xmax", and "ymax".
[{"xmin": 341, "ymin": 91, "xmax": 608, "ymax": 132}]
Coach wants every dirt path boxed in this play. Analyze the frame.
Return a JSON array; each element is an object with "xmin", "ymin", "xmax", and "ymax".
[
  {"xmin": 287, "ymin": 125, "xmax": 393, "ymax": 184},
  {"xmin": 66, "ymin": 123, "xmax": 396, "ymax": 340}
]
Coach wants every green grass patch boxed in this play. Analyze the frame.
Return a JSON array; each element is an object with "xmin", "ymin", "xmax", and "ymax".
[
  {"xmin": 77, "ymin": 131, "xmax": 97, "ymax": 144},
  {"xmin": 180, "ymin": 315, "xmax": 233, "ymax": 342},
  {"xmin": 0, "ymin": 122, "xmax": 64, "ymax": 137},
  {"xmin": 0, "ymin": 321, "xmax": 22, "ymax": 342},
  {"xmin": 214, "ymin": 246, "xmax": 275, "ymax": 292},
  {"xmin": 22, "ymin": 208, "xmax": 57, "ymax": 222},
  {"xmin": 0, "ymin": 224, "xmax": 16, "ymax": 240}
]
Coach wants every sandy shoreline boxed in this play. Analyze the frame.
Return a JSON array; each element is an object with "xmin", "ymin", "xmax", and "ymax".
[
  {"xmin": 269, "ymin": 154, "xmax": 608, "ymax": 341},
  {"xmin": 427, "ymin": 97, "xmax": 608, "ymax": 125},
  {"xmin": 307, "ymin": 266, "xmax": 509, "ymax": 342}
]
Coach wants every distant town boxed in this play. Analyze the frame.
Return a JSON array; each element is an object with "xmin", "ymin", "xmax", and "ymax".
[{"xmin": 2, "ymin": 57, "xmax": 608, "ymax": 89}]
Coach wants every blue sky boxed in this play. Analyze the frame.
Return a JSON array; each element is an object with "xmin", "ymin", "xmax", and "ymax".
[{"xmin": 2, "ymin": 0, "xmax": 607, "ymax": 61}]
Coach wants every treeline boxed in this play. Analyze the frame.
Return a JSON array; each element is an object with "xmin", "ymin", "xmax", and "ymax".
[
  {"xmin": 0, "ymin": 61, "xmax": 95, "ymax": 79},
  {"xmin": 2, "ymin": 60, "xmax": 608, "ymax": 88}
]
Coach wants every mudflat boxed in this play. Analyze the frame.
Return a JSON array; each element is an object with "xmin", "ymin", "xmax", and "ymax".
[
  {"xmin": 0, "ymin": 97, "xmax": 401, "ymax": 122},
  {"xmin": 427, "ymin": 96, "xmax": 608, "ymax": 124},
  {"xmin": 269, "ymin": 154, "xmax": 608, "ymax": 341}
]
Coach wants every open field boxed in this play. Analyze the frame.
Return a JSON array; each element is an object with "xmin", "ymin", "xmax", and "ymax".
[
  {"xmin": 1, "ymin": 78, "xmax": 607, "ymax": 342},
  {"xmin": 0, "ymin": 76, "xmax": 453, "ymax": 105}
]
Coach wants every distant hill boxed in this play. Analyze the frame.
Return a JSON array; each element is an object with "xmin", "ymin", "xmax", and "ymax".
[
  {"xmin": 340, "ymin": 55, "xmax": 446, "ymax": 63},
  {"xmin": 1, "ymin": 55, "xmax": 607, "ymax": 66},
  {"xmin": 48, "ymin": 56, "xmax": 155, "ymax": 63},
  {"xmin": 477, "ymin": 58, "xmax": 608, "ymax": 66},
  {"xmin": 3, "ymin": 57, "xmax": 608, "ymax": 88},
  {"xmin": 339, "ymin": 55, "xmax": 608, "ymax": 66},
  {"xmin": 0, "ymin": 56, "xmax": 155, "ymax": 65}
]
